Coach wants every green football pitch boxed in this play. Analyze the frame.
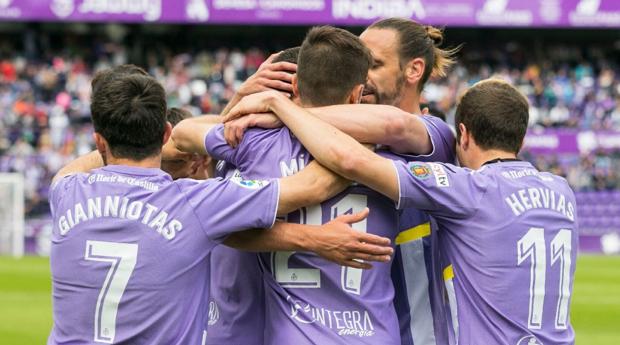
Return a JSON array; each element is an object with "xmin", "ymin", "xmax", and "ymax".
[{"xmin": 0, "ymin": 255, "xmax": 618, "ymax": 344}]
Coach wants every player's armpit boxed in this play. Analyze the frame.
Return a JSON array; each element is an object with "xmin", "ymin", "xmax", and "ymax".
[
  {"xmin": 276, "ymin": 160, "xmax": 350, "ymax": 216},
  {"xmin": 223, "ymin": 209, "xmax": 393, "ymax": 269}
]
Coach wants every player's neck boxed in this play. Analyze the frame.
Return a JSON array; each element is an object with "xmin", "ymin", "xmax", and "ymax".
[
  {"xmin": 398, "ymin": 90, "xmax": 421, "ymax": 115},
  {"xmin": 105, "ymin": 155, "xmax": 162, "ymax": 169},
  {"xmin": 470, "ymin": 149, "xmax": 517, "ymax": 170}
]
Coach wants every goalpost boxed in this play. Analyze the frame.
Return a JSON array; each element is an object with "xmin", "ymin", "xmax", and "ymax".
[{"xmin": 0, "ymin": 173, "xmax": 25, "ymax": 257}]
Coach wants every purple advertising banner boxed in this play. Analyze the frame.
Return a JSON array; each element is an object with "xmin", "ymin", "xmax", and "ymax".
[
  {"xmin": 524, "ymin": 130, "xmax": 620, "ymax": 154},
  {"xmin": 0, "ymin": 0, "xmax": 619, "ymax": 27}
]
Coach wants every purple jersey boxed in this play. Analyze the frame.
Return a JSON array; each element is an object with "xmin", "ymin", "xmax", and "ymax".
[
  {"xmin": 48, "ymin": 165, "xmax": 279, "ymax": 345},
  {"xmin": 393, "ymin": 160, "xmax": 577, "ymax": 345},
  {"xmin": 206, "ymin": 125, "xmax": 402, "ymax": 345},
  {"xmin": 391, "ymin": 114, "xmax": 456, "ymax": 345},
  {"xmin": 207, "ymin": 162, "xmax": 266, "ymax": 345}
]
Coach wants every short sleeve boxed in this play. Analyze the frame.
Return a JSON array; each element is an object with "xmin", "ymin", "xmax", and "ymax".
[
  {"xmin": 205, "ymin": 124, "xmax": 239, "ymax": 164},
  {"xmin": 393, "ymin": 160, "xmax": 487, "ymax": 219},
  {"xmin": 175, "ymin": 176, "xmax": 280, "ymax": 243},
  {"xmin": 49, "ymin": 174, "xmax": 77, "ymax": 217},
  {"xmin": 394, "ymin": 115, "xmax": 456, "ymax": 164}
]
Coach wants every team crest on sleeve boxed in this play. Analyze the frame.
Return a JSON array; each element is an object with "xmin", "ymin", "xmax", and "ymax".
[
  {"xmin": 231, "ymin": 175, "xmax": 270, "ymax": 189},
  {"xmin": 408, "ymin": 163, "xmax": 432, "ymax": 180}
]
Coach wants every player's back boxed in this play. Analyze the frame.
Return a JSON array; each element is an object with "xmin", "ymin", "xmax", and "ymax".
[
  {"xmin": 206, "ymin": 125, "xmax": 401, "ymax": 345},
  {"xmin": 48, "ymin": 164, "xmax": 279, "ymax": 344},
  {"xmin": 398, "ymin": 160, "xmax": 577, "ymax": 345}
]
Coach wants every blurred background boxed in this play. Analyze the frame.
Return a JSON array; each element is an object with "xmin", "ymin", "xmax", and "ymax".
[{"xmin": 0, "ymin": 0, "xmax": 618, "ymax": 344}]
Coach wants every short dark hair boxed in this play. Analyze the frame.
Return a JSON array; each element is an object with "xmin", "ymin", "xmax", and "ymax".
[
  {"xmin": 91, "ymin": 64, "xmax": 148, "ymax": 94},
  {"xmin": 455, "ymin": 79, "xmax": 529, "ymax": 154},
  {"xmin": 369, "ymin": 18, "xmax": 458, "ymax": 92},
  {"xmin": 273, "ymin": 47, "xmax": 300, "ymax": 64},
  {"xmin": 91, "ymin": 73, "xmax": 167, "ymax": 160},
  {"xmin": 166, "ymin": 107, "xmax": 192, "ymax": 126},
  {"xmin": 297, "ymin": 26, "xmax": 372, "ymax": 107}
]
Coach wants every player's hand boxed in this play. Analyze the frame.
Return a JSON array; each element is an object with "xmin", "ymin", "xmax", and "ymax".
[
  {"xmin": 162, "ymin": 137, "xmax": 196, "ymax": 161},
  {"xmin": 310, "ymin": 208, "xmax": 393, "ymax": 269},
  {"xmin": 237, "ymin": 53, "xmax": 297, "ymax": 97},
  {"xmin": 224, "ymin": 90, "xmax": 284, "ymax": 123},
  {"xmin": 224, "ymin": 113, "xmax": 283, "ymax": 147}
]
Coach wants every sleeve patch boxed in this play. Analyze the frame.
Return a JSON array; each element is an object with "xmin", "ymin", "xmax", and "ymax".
[
  {"xmin": 408, "ymin": 163, "xmax": 432, "ymax": 180},
  {"xmin": 428, "ymin": 163, "xmax": 450, "ymax": 188}
]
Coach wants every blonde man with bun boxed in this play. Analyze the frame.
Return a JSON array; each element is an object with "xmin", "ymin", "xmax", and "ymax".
[{"xmin": 224, "ymin": 18, "xmax": 460, "ymax": 345}]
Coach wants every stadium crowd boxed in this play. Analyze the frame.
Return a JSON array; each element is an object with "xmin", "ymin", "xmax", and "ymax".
[{"xmin": 0, "ymin": 40, "xmax": 618, "ymax": 217}]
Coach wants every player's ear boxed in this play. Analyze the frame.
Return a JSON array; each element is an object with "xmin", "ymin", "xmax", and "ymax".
[
  {"xmin": 348, "ymin": 84, "xmax": 365, "ymax": 104},
  {"xmin": 93, "ymin": 132, "xmax": 108, "ymax": 160},
  {"xmin": 458, "ymin": 123, "xmax": 469, "ymax": 150},
  {"xmin": 162, "ymin": 121, "xmax": 173, "ymax": 145},
  {"xmin": 292, "ymin": 74, "xmax": 300, "ymax": 99},
  {"xmin": 405, "ymin": 57, "xmax": 425, "ymax": 87}
]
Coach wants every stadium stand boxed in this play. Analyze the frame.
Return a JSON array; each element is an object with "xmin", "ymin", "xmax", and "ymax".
[{"xmin": 0, "ymin": 27, "xmax": 617, "ymax": 254}]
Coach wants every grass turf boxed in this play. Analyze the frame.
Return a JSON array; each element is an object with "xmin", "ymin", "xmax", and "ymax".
[{"xmin": 0, "ymin": 255, "xmax": 618, "ymax": 344}]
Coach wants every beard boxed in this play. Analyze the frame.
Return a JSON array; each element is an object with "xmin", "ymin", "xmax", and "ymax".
[{"xmin": 363, "ymin": 74, "xmax": 405, "ymax": 106}]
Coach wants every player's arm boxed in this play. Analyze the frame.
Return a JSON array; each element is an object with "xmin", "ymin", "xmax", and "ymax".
[
  {"xmin": 306, "ymin": 104, "xmax": 432, "ymax": 154},
  {"xmin": 227, "ymin": 91, "xmax": 400, "ymax": 202},
  {"xmin": 52, "ymin": 150, "xmax": 104, "ymax": 184},
  {"xmin": 224, "ymin": 209, "xmax": 393, "ymax": 269},
  {"xmin": 220, "ymin": 53, "xmax": 296, "ymax": 116},
  {"xmin": 171, "ymin": 115, "xmax": 222, "ymax": 155},
  {"xmin": 276, "ymin": 160, "xmax": 349, "ymax": 215}
]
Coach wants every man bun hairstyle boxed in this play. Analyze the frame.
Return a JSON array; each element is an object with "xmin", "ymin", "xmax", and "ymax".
[
  {"xmin": 455, "ymin": 78, "xmax": 529, "ymax": 154},
  {"xmin": 91, "ymin": 73, "xmax": 167, "ymax": 161},
  {"xmin": 369, "ymin": 18, "xmax": 459, "ymax": 91},
  {"xmin": 297, "ymin": 26, "xmax": 372, "ymax": 107}
]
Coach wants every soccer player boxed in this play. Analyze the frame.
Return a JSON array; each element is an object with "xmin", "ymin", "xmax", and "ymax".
[
  {"xmin": 48, "ymin": 73, "xmax": 393, "ymax": 344},
  {"xmin": 223, "ymin": 18, "xmax": 458, "ymax": 345},
  {"xmin": 226, "ymin": 79, "xmax": 578, "ymax": 345},
  {"xmin": 206, "ymin": 46, "xmax": 301, "ymax": 345},
  {"xmin": 173, "ymin": 26, "xmax": 404, "ymax": 344}
]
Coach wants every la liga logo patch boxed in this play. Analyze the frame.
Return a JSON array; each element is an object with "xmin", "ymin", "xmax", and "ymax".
[{"xmin": 408, "ymin": 163, "xmax": 432, "ymax": 180}]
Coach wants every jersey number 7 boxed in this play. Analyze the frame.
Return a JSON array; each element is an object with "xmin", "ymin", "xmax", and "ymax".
[{"xmin": 84, "ymin": 240, "xmax": 138, "ymax": 343}]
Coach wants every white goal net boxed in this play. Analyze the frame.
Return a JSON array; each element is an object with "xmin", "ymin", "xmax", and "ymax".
[{"xmin": 0, "ymin": 173, "xmax": 25, "ymax": 257}]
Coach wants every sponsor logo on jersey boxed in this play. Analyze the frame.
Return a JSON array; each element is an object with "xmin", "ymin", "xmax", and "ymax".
[
  {"xmin": 516, "ymin": 335, "xmax": 544, "ymax": 345},
  {"xmin": 408, "ymin": 163, "xmax": 432, "ymax": 180},
  {"xmin": 286, "ymin": 296, "xmax": 375, "ymax": 337},
  {"xmin": 428, "ymin": 163, "xmax": 449, "ymax": 187},
  {"xmin": 231, "ymin": 176, "xmax": 270, "ymax": 189}
]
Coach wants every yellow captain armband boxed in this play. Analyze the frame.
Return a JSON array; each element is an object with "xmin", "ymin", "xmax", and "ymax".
[{"xmin": 395, "ymin": 222, "xmax": 431, "ymax": 245}]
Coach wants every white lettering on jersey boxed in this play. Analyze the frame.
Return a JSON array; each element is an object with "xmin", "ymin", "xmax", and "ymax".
[
  {"xmin": 286, "ymin": 295, "xmax": 375, "ymax": 337},
  {"xmin": 505, "ymin": 188, "xmax": 575, "ymax": 221},
  {"xmin": 58, "ymin": 195, "xmax": 184, "ymax": 239},
  {"xmin": 280, "ymin": 154, "xmax": 307, "ymax": 177}
]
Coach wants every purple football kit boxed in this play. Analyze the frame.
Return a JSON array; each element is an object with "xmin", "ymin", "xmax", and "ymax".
[
  {"xmin": 390, "ymin": 115, "xmax": 456, "ymax": 345},
  {"xmin": 48, "ymin": 164, "xmax": 279, "ymax": 345},
  {"xmin": 207, "ymin": 161, "xmax": 268, "ymax": 345},
  {"xmin": 392, "ymin": 159, "xmax": 577, "ymax": 345},
  {"xmin": 206, "ymin": 124, "xmax": 402, "ymax": 345}
]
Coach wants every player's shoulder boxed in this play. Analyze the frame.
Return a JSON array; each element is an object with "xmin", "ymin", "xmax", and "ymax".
[
  {"xmin": 244, "ymin": 126, "xmax": 290, "ymax": 141},
  {"xmin": 419, "ymin": 114, "xmax": 455, "ymax": 139}
]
